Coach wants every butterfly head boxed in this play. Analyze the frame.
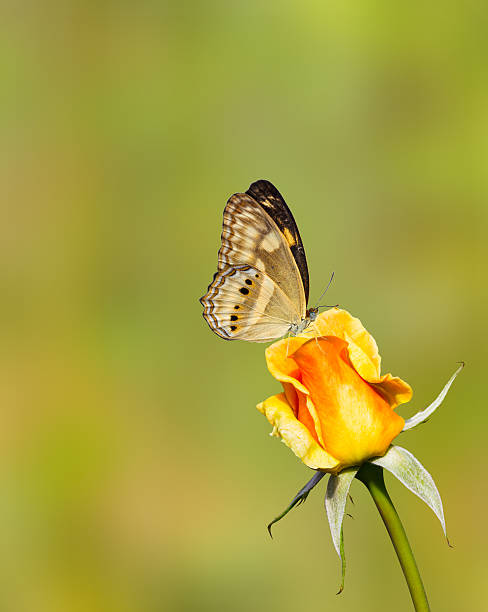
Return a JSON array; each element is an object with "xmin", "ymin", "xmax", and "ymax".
[
  {"xmin": 307, "ymin": 307, "xmax": 319, "ymax": 322},
  {"xmin": 289, "ymin": 308, "xmax": 319, "ymax": 337}
]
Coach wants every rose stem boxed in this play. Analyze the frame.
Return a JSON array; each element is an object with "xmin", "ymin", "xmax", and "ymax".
[{"xmin": 356, "ymin": 462, "xmax": 430, "ymax": 612}]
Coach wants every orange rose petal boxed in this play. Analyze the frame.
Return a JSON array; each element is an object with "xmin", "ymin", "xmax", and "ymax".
[
  {"xmin": 303, "ymin": 309, "xmax": 412, "ymax": 409},
  {"xmin": 303, "ymin": 308, "xmax": 381, "ymax": 379},
  {"xmin": 294, "ymin": 337, "xmax": 405, "ymax": 468},
  {"xmin": 282, "ymin": 382, "xmax": 299, "ymax": 417},
  {"xmin": 296, "ymin": 391, "xmax": 324, "ymax": 447},
  {"xmin": 256, "ymin": 392, "xmax": 339, "ymax": 471}
]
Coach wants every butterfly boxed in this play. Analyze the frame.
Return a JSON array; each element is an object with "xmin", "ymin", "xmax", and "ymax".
[{"xmin": 200, "ymin": 180, "xmax": 321, "ymax": 342}]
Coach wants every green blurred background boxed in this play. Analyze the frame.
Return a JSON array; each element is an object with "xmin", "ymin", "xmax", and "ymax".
[{"xmin": 2, "ymin": 1, "xmax": 487, "ymax": 610}]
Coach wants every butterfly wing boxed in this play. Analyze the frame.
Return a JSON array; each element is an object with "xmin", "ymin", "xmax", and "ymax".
[
  {"xmin": 246, "ymin": 180, "xmax": 310, "ymax": 304},
  {"xmin": 200, "ymin": 265, "xmax": 300, "ymax": 342},
  {"xmin": 217, "ymin": 192, "xmax": 306, "ymax": 318}
]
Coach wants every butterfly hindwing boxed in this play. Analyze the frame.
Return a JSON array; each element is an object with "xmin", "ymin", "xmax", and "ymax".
[
  {"xmin": 200, "ymin": 264, "xmax": 300, "ymax": 342},
  {"xmin": 246, "ymin": 180, "xmax": 310, "ymax": 304}
]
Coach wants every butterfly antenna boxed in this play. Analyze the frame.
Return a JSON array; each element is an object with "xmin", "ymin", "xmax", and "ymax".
[{"xmin": 313, "ymin": 272, "xmax": 335, "ymax": 309}]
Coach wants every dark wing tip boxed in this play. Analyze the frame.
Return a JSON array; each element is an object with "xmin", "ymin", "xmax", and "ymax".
[
  {"xmin": 248, "ymin": 178, "xmax": 275, "ymax": 189},
  {"xmin": 247, "ymin": 179, "xmax": 283, "ymax": 200}
]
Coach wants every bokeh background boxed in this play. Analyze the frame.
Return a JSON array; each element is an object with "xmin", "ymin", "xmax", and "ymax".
[{"xmin": 2, "ymin": 1, "xmax": 487, "ymax": 610}]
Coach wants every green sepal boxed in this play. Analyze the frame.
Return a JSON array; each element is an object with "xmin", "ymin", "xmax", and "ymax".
[
  {"xmin": 325, "ymin": 467, "xmax": 358, "ymax": 593},
  {"xmin": 267, "ymin": 471, "xmax": 325, "ymax": 537}
]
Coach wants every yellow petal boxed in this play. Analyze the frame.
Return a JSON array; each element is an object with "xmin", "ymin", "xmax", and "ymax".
[
  {"xmin": 265, "ymin": 337, "xmax": 309, "ymax": 396},
  {"xmin": 257, "ymin": 392, "xmax": 339, "ymax": 471},
  {"xmin": 371, "ymin": 374, "xmax": 413, "ymax": 409}
]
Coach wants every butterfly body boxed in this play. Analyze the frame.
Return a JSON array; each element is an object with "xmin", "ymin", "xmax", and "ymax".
[{"xmin": 200, "ymin": 180, "xmax": 315, "ymax": 343}]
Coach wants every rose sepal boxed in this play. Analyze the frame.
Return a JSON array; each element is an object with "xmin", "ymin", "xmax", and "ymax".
[
  {"xmin": 371, "ymin": 445, "xmax": 447, "ymax": 539},
  {"xmin": 266, "ymin": 471, "xmax": 325, "ymax": 537},
  {"xmin": 325, "ymin": 467, "xmax": 359, "ymax": 593},
  {"xmin": 402, "ymin": 362, "xmax": 464, "ymax": 431}
]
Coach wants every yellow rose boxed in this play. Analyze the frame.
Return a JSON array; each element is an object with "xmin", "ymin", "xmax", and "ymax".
[{"xmin": 257, "ymin": 308, "xmax": 412, "ymax": 472}]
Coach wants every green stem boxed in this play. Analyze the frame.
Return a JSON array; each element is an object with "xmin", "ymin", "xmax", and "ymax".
[{"xmin": 356, "ymin": 463, "xmax": 430, "ymax": 612}]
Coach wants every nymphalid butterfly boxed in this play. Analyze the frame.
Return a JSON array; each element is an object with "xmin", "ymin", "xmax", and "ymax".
[{"xmin": 200, "ymin": 180, "xmax": 322, "ymax": 343}]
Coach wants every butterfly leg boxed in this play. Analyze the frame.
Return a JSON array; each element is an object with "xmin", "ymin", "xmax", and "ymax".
[
  {"xmin": 285, "ymin": 332, "xmax": 291, "ymax": 358},
  {"xmin": 311, "ymin": 321, "xmax": 327, "ymax": 356}
]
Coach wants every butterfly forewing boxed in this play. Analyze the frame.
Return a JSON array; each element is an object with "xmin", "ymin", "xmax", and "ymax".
[
  {"xmin": 200, "ymin": 265, "xmax": 300, "ymax": 342},
  {"xmin": 246, "ymin": 180, "xmax": 310, "ymax": 304},
  {"xmin": 217, "ymin": 193, "xmax": 306, "ymax": 319}
]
